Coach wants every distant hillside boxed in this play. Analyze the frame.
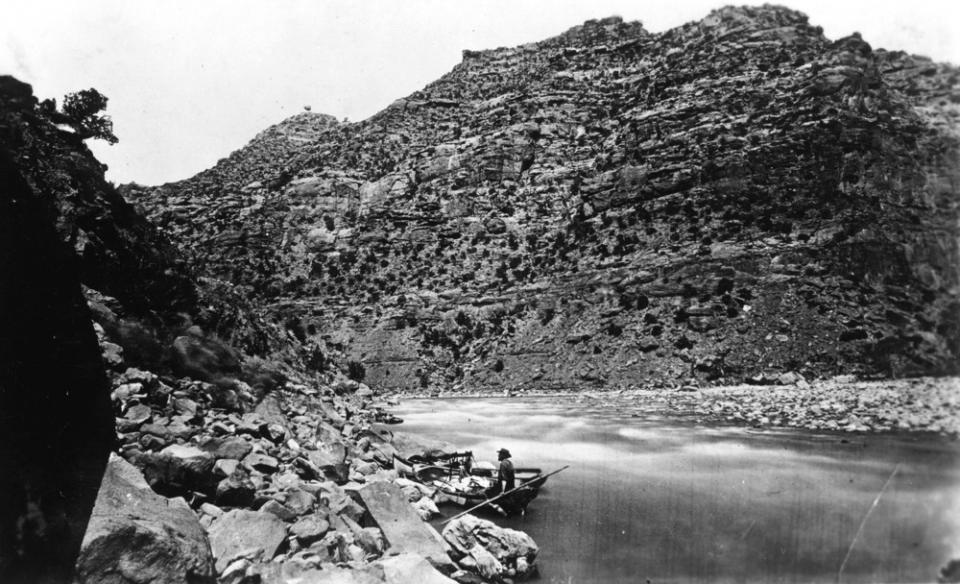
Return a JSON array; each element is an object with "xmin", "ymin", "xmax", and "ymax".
[{"xmin": 129, "ymin": 6, "xmax": 960, "ymax": 392}]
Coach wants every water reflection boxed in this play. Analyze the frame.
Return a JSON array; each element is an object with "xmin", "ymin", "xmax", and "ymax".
[{"xmin": 396, "ymin": 397, "xmax": 960, "ymax": 584}]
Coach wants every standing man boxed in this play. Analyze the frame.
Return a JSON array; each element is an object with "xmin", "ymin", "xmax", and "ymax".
[{"xmin": 497, "ymin": 448, "xmax": 515, "ymax": 494}]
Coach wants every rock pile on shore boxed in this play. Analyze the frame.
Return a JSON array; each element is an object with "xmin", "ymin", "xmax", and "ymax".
[
  {"xmin": 538, "ymin": 375, "xmax": 960, "ymax": 436},
  {"xmin": 79, "ymin": 328, "xmax": 538, "ymax": 583},
  {"xmin": 692, "ymin": 376, "xmax": 960, "ymax": 434}
]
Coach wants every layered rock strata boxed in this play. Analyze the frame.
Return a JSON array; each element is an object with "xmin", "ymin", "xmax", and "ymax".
[{"xmin": 132, "ymin": 7, "xmax": 960, "ymax": 392}]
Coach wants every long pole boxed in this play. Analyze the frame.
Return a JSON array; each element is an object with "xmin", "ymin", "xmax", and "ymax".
[
  {"xmin": 442, "ymin": 465, "xmax": 570, "ymax": 524},
  {"xmin": 836, "ymin": 462, "xmax": 900, "ymax": 583}
]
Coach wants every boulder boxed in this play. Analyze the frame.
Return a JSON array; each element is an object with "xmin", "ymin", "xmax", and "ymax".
[
  {"xmin": 263, "ymin": 423, "xmax": 287, "ymax": 443},
  {"xmin": 302, "ymin": 448, "xmax": 349, "ymax": 484},
  {"xmin": 413, "ymin": 496, "xmax": 440, "ymax": 520},
  {"xmin": 460, "ymin": 543, "xmax": 502, "ymax": 580},
  {"xmin": 207, "ymin": 509, "xmax": 287, "ymax": 573},
  {"xmin": 316, "ymin": 420, "xmax": 348, "ymax": 451},
  {"xmin": 319, "ymin": 531, "xmax": 368, "ymax": 564},
  {"xmin": 254, "ymin": 395, "xmax": 290, "ymax": 436},
  {"xmin": 117, "ymin": 367, "xmax": 159, "ymax": 387},
  {"xmin": 137, "ymin": 444, "xmax": 216, "ymax": 497},
  {"xmin": 173, "ymin": 397, "xmax": 199, "ymax": 416},
  {"xmin": 442, "ymin": 514, "xmax": 538, "ymax": 579},
  {"xmin": 321, "ymin": 488, "xmax": 363, "ymax": 524},
  {"xmin": 236, "ymin": 413, "xmax": 265, "ymax": 436},
  {"xmin": 290, "ymin": 515, "xmax": 330, "ymax": 544},
  {"xmin": 390, "ymin": 432, "xmax": 456, "ymax": 460},
  {"xmin": 260, "ymin": 499, "xmax": 297, "ymax": 521},
  {"xmin": 215, "ymin": 469, "xmax": 256, "ymax": 508},
  {"xmin": 340, "ymin": 514, "xmax": 386, "ymax": 558},
  {"xmin": 75, "ymin": 454, "xmax": 215, "ymax": 583},
  {"xmin": 200, "ymin": 503, "xmax": 224, "ymax": 518},
  {"xmin": 201, "ymin": 436, "xmax": 253, "ymax": 460},
  {"xmin": 243, "ymin": 452, "xmax": 280, "ymax": 474},
  {"xmin": 123, "ymin": 403, "xmax": 153, "ymax": 426},
  {"xmin": 357, "ymin": 527, "xmax": 386, "ymax": 557},
  {"xmin": 279, "ymin": 562, "xmax": 387, "ymax": 583},
  {"xmin": 358, "ymin": 481, "xmax": 455, "ymax": 573},
  {"xmin": 284, "ymin": 488, "xmax": 317, "ymax": 515},
  {"xmin": 317, "ymin": 400, "xmax": 346, "ymax": 429},
  {"xmin": 213, "ymin": 458, "xmax": 240, "ymax": 478},
  {"xmin": 165, "ymin": 418, "xmax": 196, "ymax": 440},
  {"xmin": 274, "ymin": 470, "xmax": 303, "ymax": 490},
  {"xmin": 170, "ymin": 333, "xmax": 240, "ymax": 383},
  {"xmin": 140, "ymin": 421, "xmax": 170, "ymax": 440},
  {"xmin": 354, "ymin": 460, "xmax": 381, "ymax": 476}
]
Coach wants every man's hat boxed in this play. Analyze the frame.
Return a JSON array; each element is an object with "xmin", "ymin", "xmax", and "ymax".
[{"xmin": 498, "ymin": 448, "xmax": 511, "ymax": 457}]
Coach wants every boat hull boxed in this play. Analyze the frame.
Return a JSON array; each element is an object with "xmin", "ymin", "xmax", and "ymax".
[{"xmin": 393, "ymin": 454, "xmax": 548, "ymax": 516}]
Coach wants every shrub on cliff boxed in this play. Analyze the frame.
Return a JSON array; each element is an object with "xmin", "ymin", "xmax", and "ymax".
[{"xmin": 52, "ymin": 88, "xmax": 119, "ymax": 144}]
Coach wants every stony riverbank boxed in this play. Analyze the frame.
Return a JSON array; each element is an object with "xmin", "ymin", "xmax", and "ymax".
[
  {"xmin": 78, "ymin": 352, "xmax": 539, "ymax": 584},
  {"xmin": 393, "ymin": 375, "xmax": 960, "ymax": 438},
  {"xmin": 685, "ymin": 376, "xmax": 960, "ymax": 436}
]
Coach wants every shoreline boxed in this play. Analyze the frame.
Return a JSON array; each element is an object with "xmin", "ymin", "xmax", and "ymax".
[{"xmin": 385, "ymin": 375, "xmax": 960, "ymax": 438}]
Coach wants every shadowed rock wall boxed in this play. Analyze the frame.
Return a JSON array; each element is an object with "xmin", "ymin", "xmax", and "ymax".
[{"xmin": 0, "ymin": 79, "xmax": 114, "ymax": 582}]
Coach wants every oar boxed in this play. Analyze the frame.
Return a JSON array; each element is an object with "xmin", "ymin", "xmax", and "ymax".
[{"xmin": 442, "ymin": 465, "xmax": 570, "ymax": 524}]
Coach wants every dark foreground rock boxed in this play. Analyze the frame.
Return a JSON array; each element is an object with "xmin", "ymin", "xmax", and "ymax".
[
  {"xmin": 0, "ymin": 78, "xmax": 114, "ymax": 583},
  {"xmin": 75, "ymin": 454, "xmax": 215, "ymax": 584}
]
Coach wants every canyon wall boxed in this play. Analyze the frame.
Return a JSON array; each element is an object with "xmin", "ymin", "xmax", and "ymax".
[{"xmin": 131, "ymin": 7, "xmax": 960, "ymax": 392}]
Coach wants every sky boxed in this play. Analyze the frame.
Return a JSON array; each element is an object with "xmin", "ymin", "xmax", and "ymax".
[{"xmin": 2, "ymin": 1, "xmax": 958, "ymax": 186}]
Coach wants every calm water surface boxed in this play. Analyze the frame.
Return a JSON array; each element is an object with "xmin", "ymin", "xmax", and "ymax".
[{"xmin": 394, "ymin": 397, "xmax": 960, "ymax": 584}]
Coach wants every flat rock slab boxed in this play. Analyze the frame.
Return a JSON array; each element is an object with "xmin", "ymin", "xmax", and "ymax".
[
  {"xmin": 290, "ymin": 564, "xmax": 387, "ymax": 583},
  {"xmin": 389, "ymin": 432, "xmax": 456, "ymax": 460},
  {"xmin": 243, "ymin": 451, "xmax": 279, "ymax": 474},
  {"xmin": 201, "ymin": 436, "xmax": 253, "ymax": 460},
  {"xmin": 358, "ymin": 482, "xmax": 455, "ymax": 573},
  {"xmin": 75, "ymin": 453, "xmax": 215, "ymax": 584},
  {"xmin": 207, "ymin": 509, "xmax": 287, "ymax": 573},
  {"xmin": 379, "ymin": 553, "xmax": 458, "ymax": 584},
  {"xmin": 291, "ymin": 514, "xmax": 330, "ymax": 544}
]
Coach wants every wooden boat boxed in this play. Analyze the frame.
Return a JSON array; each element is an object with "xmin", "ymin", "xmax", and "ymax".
[{"xmin": 393, "ymin": 451, "xmax": 548, "ymax": 516}]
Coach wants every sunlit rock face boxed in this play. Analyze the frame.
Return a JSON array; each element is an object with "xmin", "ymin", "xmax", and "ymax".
[{"xmin": 131, "ymin": 6, "xmax": 960, "ymax": 392}]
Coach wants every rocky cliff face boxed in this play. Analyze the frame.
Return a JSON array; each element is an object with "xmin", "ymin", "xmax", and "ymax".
[
  {"xmin": 0, "ymin": 78, "xmax": 197, "ymax": 320},
  {"xmin": 131, "ymin": 6, "xmax": 960, "ymax": 392},
  {"xmin": 0, "ymin": 76, "xmax": 116, "ymax": 582}
]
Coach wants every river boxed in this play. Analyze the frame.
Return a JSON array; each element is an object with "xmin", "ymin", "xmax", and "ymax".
[{"xmin": 393, "ymin": 396, "xmax": 960, "ymax": 584}]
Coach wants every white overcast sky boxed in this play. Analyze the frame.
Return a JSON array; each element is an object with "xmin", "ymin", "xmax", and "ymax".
[{"xmin": 2, "ymin": 1, "xmax": 957, "ymax": 185}]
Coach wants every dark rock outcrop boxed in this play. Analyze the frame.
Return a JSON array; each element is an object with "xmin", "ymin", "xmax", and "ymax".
[
  {"xmin": 132, "ymin": 7, "xmax": 960, "ymax": 392},
  {"xmin": 0, "ymin": 77, "xmax": 115, "ymax": 583},
  {"xmin": 0, "ymin": 76, "xmax": 196, "ymax": 320},
  {"xmin": 74, "ymin": 454, "xmax": 215, "ymax": 584}
]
